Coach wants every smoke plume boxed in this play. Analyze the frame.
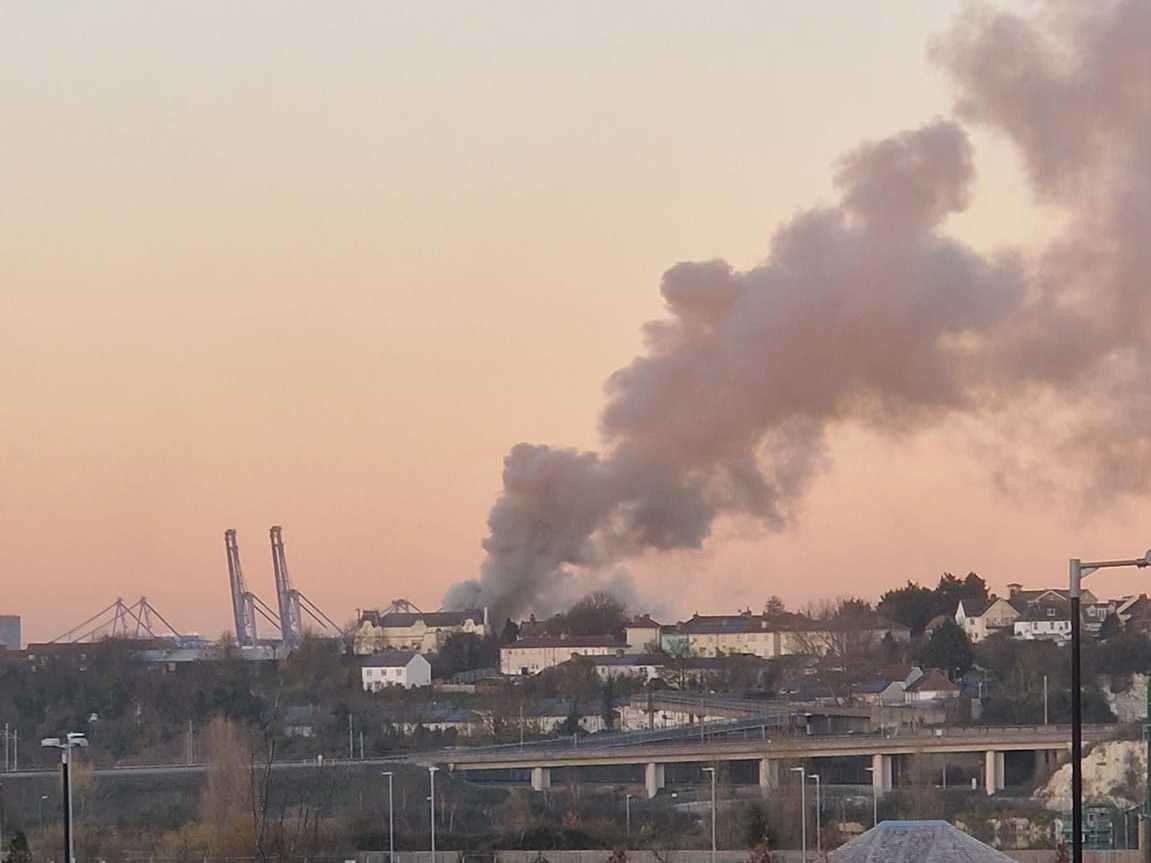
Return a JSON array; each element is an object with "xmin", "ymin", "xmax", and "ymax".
[{"xmin": 445, "ymin": 0, "xmax": 1151, "ymax": 623}]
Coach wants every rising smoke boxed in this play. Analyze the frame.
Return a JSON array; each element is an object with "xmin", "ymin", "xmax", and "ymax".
[{"xmin": 444, "ymin": 0, "xmax": 1151, "ymax": 624}]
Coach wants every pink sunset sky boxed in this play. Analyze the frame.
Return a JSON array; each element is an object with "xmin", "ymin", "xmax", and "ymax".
[{"xmin": 5, "ymin": 1, "xmax": 1150, "ymax": 643}]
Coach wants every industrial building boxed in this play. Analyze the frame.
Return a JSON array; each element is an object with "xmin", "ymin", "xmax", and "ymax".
[{"xmin": 0, "ymin": 615, "xmax": 20, "ymax": 649}]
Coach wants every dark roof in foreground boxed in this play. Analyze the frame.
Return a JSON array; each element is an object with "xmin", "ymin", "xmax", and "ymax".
[{"xmin": 830, "ymin": 820, "xmax": 1015, "ymax": 862}]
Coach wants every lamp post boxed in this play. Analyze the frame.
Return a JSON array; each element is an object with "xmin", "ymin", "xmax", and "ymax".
[
  {"xmin": 428, "ymin": 765, "xmax": 438, "ymax": 862},
  {"xmin": 1069, "ymin": 552, "xmax": 1151, "ymax": 863},
  {"xmin": 39, "ymin": 794, "xmax": 47, "ymax": 827},
  {"xmin": 381, "ymin": 772, "xmax": 395, "ymax": 863},
  {"xmin": 790, "ymin": 766, "xmax": 807, "ymax": 863},
  {"xmin": 41, "ymin": 732, "xmax": 88, "ymax": 863},
  {"xmin": 1043, "ymin": 674, "xmax": 1049, "ymax": 726},
  {"xmin": 625, "ymin": 793, "xmax": 633, "ymax": 841},
  {"xmin": 808, "ymin": 774, "xmax": 821, "ymax": 858},
  {"xmin": 702, "ymin": 767, "xmax": 717, "ymax": 863}
]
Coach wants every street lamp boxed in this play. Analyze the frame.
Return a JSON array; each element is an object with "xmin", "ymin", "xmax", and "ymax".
[
  {"xmin": 39, "ymin": 794, "xmax": 48, "ymax": 826},
  {"xmin": 41, "ymin": 732, "xmax": 88, "ymax": 863},
  {"xmin": 863, "ymin": 767, "xmax": 878, "ymax": 828},
  {"xmin": 381, "ymin": 772, "xmax": 395, "ymax": 863},
  {"xmin": 701, "ymin": 767, "xmax": 717, "ymax": 863},
  {"xmin": 1069, "ymin": 552, "xmax": 1151, "ymax": 863},
  {"xmin": 428, "ymin": 765, "xmax": 438, "ymax": 862},
  {"xmin": 625, "ymin": 793, "xmax": 633, "ymax": 841},
  {"xmin": 808, "ymin": 774, "xmax": 821, "ymax": 858},
  {"xmin": 790, "ymin": 766, "xmax": 807, "ymax": 863}
]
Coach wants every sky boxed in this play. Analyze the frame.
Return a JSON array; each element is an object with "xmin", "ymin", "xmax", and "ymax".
[{"xmin": 5, "ymin": 1, "xmax": 1148, "ymax": 643}]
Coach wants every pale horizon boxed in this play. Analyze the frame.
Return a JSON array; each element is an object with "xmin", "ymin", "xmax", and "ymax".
[{"xmin": 7, "ymin": 0, "xmax": 1151, "ymax": 644}]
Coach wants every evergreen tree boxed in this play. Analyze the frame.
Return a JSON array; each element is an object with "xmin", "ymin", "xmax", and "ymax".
[{"xmin": 917, "ymin": 618, "xmax": 974, "ymax": 677}]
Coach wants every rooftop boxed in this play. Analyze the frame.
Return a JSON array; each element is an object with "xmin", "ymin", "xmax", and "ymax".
[
  {"xmin": 503, "ymin": 636, "xmax": 624, "ymax": 649},
  {"xmin": 626, "ymin": 615, "xmax": 663, "ymax": 628},
  {"xmin": 361, "ymin": 651, "xmax": 422, "ymax": 668},
  {"xmin": 830, "ymin": 820, "xmax": 1015, "ymax": 862},
  {"xmin": 572, "ymin": 653, "xmax": 667, "ymax": 667},
  {"xmin": 359, "ymin": 609, "xmax": 485, "ymax": 628},
  {"xmin": 905, "ymin": 669, "xmax": 960, "ymax": 694}
]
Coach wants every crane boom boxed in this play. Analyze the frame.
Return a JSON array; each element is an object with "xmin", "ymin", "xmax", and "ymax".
[
  {"xmin": 270, "ymin": 525, "xmax": 303, "ymax": 648},
  {"xmin": 225, "ymin": 529, "xmax": 258, "ymax": 646}
]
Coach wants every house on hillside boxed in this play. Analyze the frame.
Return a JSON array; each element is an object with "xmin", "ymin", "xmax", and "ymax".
[
  {"xmin": 678, "ymin": 612, "xmax": 783, "ymax": 658},
  {"xmin": 353, "ymin": 605, "xmax": 488, "ymax": 655},
  {"xmin": 1012, "ymin": 602, "xmax": 1073, "ymax": 643},
  {"xmin": 499, "ymin": 636, "xmax": 623, "ymax": 676},
  {"xmin": 360, "ymin": 651, "xmax": 432, "ymax": 690},
  {"xmin": 396, "ymin": 705, "xmax": 485, "ymax": 736},
  {"xmin": 624, "ymin": 615, "xmax": 663, "ymax": 653},
  {"xmin": 855, "ymin": 665, "xmax": 925, "ymax": 705},
  {"xmin": 955, "ymin": 597, "xmax": 1019, "ymax": 642},
  {"xmin": 567, "ymin": 653, "xmax": 667, "ymax": 682},
  {"xmin": 1006, "ymin": 583, "xmax": 1110, "ymax": 631},
  {"xmin": 524, "ymin": 698, "xmax": 612, "ymax": 734},
  {"xmin": 904, "ymin": 669, "xmax": 961, "ymax": 703},
  {"xmin": 1117, "ymin": 594, "xmax": 1151, "ymax": 635}
]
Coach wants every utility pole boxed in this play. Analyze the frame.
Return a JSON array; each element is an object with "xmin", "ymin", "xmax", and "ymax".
[
  {"xmin": 348, "ymin": 714, "xmax": 354, "ymax": 761},
  {"xmin": 1043, "ymin": 675, "xmax": 1049, "ymax": 726},
  {"xmin": 809, "ymin": 774, "xmax": 821, "ymax": 858},
  {"xmin": 702, "ymin": 767, "xmax": 717, "ymax": 863},
  {"xmin": 790, "ymin": 766, "xmax": 807, "ymax": 863},
  {"xmin": 381, "ymin": 772, "xmax": 394, "ymax": 863},
  {"xmin": 429, "ymin": 766, "xmax": 438, "ymax": 862}
]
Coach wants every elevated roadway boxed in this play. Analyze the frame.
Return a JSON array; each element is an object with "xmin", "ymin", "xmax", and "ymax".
[{"xmin": 433, "ymin": 723, "xmax": 1110, "ymax": 798}]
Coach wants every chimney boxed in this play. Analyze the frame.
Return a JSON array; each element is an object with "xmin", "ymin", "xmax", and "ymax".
[{"xmin": 1007, "ymin": 583, "xmax": 1022, "ymax": 597}]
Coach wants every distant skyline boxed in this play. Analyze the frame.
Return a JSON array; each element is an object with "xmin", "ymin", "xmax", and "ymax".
[{"xmin": 7, "ymin": 1, "xmax": 1151, "ymax": 644}]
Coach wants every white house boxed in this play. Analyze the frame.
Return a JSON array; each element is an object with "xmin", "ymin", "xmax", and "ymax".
[
  {"xmin": 499, "ymin": 636, "xmax": 623, "ymax": 676},
  {"xmin": 396, "ymin": 706, "xmax": 485, "ymax": 736},
  {"xmin": 624, "ymin": 616, "xmax": 663, "ymax": 653},
  {"xmin": 361, "ymin": 651, "xmax": 432, "ymax": 690},
  {"xmin": 678, "ymin": 613, "xmax": 783, "ymax": 658},
  {"xmin": 1012, "ymin": 605, "xmax": 1073, "ymax": 643},
  {"xmin": 955, "ymin": 597, "xmax": 1019, "ymax": 642},
  {"xmin": 571, "ymin": 653, "xmax": 667, "ymax": 682}
]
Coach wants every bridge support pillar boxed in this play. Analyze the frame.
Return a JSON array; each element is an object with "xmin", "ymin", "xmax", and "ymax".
[
  {"xmin": 984, "ymin": 750, "xmax": 1005, "ymax": 795},
  {"xmin": 645, "ymin": 762, "xmax": 665, "ymax": 799},
  {"xmin": 871, "ymin": 753, "xmax": 893, "ymax": 795},
  {"xmin": 758, "ymin": 758, "xmax": 779, "ymax": 797},
  {"xmin": 531, "ymin": 766, "xmax": 551, "ymax": 791}
]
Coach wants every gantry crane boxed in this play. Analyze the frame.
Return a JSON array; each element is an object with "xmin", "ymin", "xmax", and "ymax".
[{"xmin": 269, "ymin": 525, "xmax": 343, "ymax": 649}]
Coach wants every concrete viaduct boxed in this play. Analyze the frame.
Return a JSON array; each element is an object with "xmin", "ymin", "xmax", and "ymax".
[{"xmin": 433, "ymin": 724, "xmax": 1111, "ymax": 800}]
